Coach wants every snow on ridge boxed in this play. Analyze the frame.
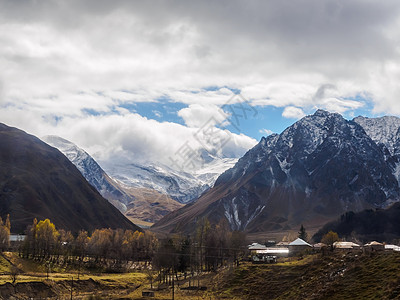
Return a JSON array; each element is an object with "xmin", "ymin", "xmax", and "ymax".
[
  {"xmin": 100, "ymin": 156, "xmax": 237, "ymax": 204},
  {"xmin": 354, "ymin": 115, "xmax": 400, "ymax": 155}
]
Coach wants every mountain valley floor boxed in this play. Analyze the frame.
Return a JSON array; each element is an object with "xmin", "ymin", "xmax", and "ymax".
[{"xmin": 0, "ymin": 251, "xmax": 399, "ymax": 299}]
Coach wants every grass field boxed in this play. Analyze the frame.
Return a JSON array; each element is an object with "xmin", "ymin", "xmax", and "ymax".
[
  {"xmin": 214, "ymin": 251, "xmax": 400, "ymax": 300},
  {"xmin": 0, "ymin": 251, "xmax": 399, "ymax": 299}
]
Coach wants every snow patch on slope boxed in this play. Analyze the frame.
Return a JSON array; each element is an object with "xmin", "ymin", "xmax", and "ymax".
[
  {"xmin": 101, "ymin": 157, "xmax": 238, "ymax": 204},
  {"xmin": 354, "ymin": 116, "xmax": 400, "ymax": 155}
]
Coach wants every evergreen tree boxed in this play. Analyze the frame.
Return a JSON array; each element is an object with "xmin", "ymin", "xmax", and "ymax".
[{"xmin": 298, "ymin": 224, "xmax": 308, "ymax": 241}]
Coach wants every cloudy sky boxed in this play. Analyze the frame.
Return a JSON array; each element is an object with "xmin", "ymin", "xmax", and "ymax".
[{"xmin": 1, "ymin": 0, "xmax": 400, "ymax": 167}]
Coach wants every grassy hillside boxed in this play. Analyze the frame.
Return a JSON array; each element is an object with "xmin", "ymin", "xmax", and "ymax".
[
  {"xmin": 213, "ymin": 252, "xmax": 400, "ymax": 300},
  {"xmin": 0, "ymin": 251, "xmax": 399, "ymax": 299}
]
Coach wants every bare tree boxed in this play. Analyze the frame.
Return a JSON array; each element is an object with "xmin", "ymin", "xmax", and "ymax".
[{"xmin": 9, "ymin": 266, "xmax": 20, "ymax": 285}]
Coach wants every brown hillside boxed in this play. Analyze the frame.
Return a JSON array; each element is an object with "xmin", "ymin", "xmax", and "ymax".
[{"xmin": 0, "ymin": 123, "xmax": 140, "ymax": 233}]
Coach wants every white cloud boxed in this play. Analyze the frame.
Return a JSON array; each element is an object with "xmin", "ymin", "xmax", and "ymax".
[
  {"xmin": 152, "ymin": 110, "xmax": 162, "ymax": 118},
  {"xmin": 259, "ymin": 128, "xmax": 274, "ymax": 136},
  {"xmin": 177, "ymin": 104, "xmax": 228, "ymax": 128},
  {"xmin": 282, "ymin": 106, "xmax": 306, "ymax": 119},
  {"xmin": 2, "ymin": 0, "xmax": 400, "ymax": 170},
  {"xmin": 0, "ymin": 104, "xmax": 256, "ymax": 167}
]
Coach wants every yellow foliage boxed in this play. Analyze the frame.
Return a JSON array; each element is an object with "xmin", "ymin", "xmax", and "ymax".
[{"xmin": 321, "ymin": 231, "xmax": 339, "ymax": 246}]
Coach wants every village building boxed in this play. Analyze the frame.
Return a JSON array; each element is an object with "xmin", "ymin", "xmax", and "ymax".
[
  {"xmin": 248, "ymin": 243, "xmax": 267, "ymax": 251},
  {"xmin": 364, "ymin": 241, "xmax": 385, "ymax": 252},
  {"xmin": 313, "ymin": 243, "xmax": 327, "ymax": 251},
  {"xmin": 256, "ymin": 247, "xmax": 289, "ymax": 257},
  {"xmin": 276, "ymin": 241, "xmax": 289, "ymax": 247},
  {"xmin": 9, "ymin": 234, "xmax": 26, "ymax": 242},
  {"xmin": 384, "ymin": 244, "xmax": 400, "ymax": 252},
  {"xmin": 333, "ymin": 241, "xmax": 361, "ymax": 251},
  {"xmin": 248, "ymin": 242, "xmax": 288, "ymax": 262},
  {"xmin": 288, "ymin": 238, "xmax": 312, "ymax": 255}
]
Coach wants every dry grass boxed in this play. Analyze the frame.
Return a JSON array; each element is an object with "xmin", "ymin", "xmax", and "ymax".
[
  {"xmin": 2, "ymin": 251, "xmax": 399, "ymax": 299},
  {"xmin": 214, "ymin": 251, "xmax": 400, "ymax": 300}
]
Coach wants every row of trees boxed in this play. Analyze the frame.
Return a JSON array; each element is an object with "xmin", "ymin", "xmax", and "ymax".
[
  {"xmin": 18, "ymin": 217, "xmax": 247, "ymax": 274},
  {"xmin": 153, "ymin": 218, "xmax": 247, "ymax": 286},
  {"xmin": 21, "ymin": 219, "xmax": 158, "ymax": 266}
]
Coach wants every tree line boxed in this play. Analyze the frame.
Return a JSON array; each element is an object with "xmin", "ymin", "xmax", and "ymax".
[
  {"xmin": 8, "ymin": 217, "xmax": 247, "ymax": 276},
  {"xmin": 21, "ymin": 218, "xmax": 158, "ymax": 270},
  {"xmin": 152, "ymin": 218, "xmax": 247, "ymax": 286}
]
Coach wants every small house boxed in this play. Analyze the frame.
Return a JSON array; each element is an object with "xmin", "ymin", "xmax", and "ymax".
[
  {"xmin": 276, "ymin": 241, "xmax": 290, "ymax": 247},
  {"xmin": 333, "ymin": 241, "xmax": 361, "ymax": 251},
  {"xmin": 313, "ymin": 243, "xmax": 327, "ymax": 251},
  {"xmin": 257, "ymin": 247, "xmax": 289, "ymax": 257},
  {"xmin": 288, "ymin": 238, "xmax": 312, "ymax": 255},
  {"xmin": 248, "ymin": 243, "xmax": 267, "ymax": 252},
  {"xmin": 384, "ymin": 244, "xmax": 400, "ymax": 252},
  {"xmin": 248, "ymin": 243, "xmax": 285, "ymax": 262},
  {"xmin": 364, "ymin": 241, "xmax": 385, "ymax": 252}
]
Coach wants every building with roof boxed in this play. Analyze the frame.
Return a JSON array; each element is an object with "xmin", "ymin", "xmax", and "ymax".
[
  {"xmin": 333, "ymin": 241, "xmax": 361, "ymax": 250},
  {"xmin": 313, "ymin": 243, "xmax": 327, "ymax": 250},
  {"xmin": 384, "ymin": 244, "xmax": 400, "ymax": 252},
  {"xmin": 257, "ymin": 248, "xmax": 289, "ymax": 257},
  {"xmin": 288, "ymin": 238, "xmax": 312, "ymax": 255},
  {"xmin": 364, "ymin": 241, "xmax": 385, "ymax": 252},
  {"xmin": 276, "ymin": 241, "xmax": 289, "ymax": 247},
  {"xmin": 248, "ymin": 243, "xmax": 267, "ymax": 251}
]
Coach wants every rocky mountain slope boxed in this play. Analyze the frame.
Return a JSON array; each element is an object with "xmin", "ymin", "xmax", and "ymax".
[
  {"xmin": 122, "ymin": 187, "xmax": 183, "ymax": 226},
  {"xmin": 101, "ymin": 157, "xmax": 237, "ymax": 204},
  {"xmin": 153, "ymin": 110, "xmax": 400, "ymax": 234},
  {"xmin": 43, "ymin": 136, "xmax": 184, "ymax": 225},
  {"xmin": 0, "ymin": 123, "xmax": 140, "ymax": 233},
  {"xmin": 42, "ymin": 135, "xmax": 133, "ymax": 212}
]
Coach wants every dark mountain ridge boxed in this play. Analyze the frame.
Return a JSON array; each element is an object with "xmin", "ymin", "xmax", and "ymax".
[
  {"xmin": 0, "ymin": 123, "xmax": 140, "ymax": 233},
  {"xmin": 313, "ymin": 202, "xmax": 400, "ymax": 243}
]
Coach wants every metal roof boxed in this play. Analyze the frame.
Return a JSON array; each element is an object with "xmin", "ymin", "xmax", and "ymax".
[
  {"xmin": 248, "ymin": 242, "xmax": 267, "ymax": 250},
  {"xmin": 288, "ymin": 238, "xmax": 312, "ymax": 247}
]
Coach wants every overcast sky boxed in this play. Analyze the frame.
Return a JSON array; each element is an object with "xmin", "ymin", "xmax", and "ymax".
[{"xmin": 1, "ymin": 0, "xmax": 400, "ymax": 167}]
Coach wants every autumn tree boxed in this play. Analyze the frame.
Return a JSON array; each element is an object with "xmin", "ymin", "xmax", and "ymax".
[
  {"xmin": 74, "ymin": 230, "xmax": 89, "ymax": 259},
  {"xmin": 58, "ymin": 229, "xmax": 74, "ymax": 262},
  {"xmin": 321, "ymin": 231, "xmax": 339, "ymax": 250},
  {"xmin": 88, "ymin": 228, "xmax": 112, "ymax": 262},
  {"xmin": 0, "ymin": 215, "xmax": 10, "ymax": 251},
  {"xmin": 35, "ymin": 219, "xmax": 59, "ymax": 259}
]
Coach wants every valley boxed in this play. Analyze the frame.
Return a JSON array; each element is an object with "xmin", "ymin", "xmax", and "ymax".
[
  {"xmin": 0, "ymin": 250, "xmax": 399, "ymax": 299},
  {"xmin": 3, "ymin": 2, "xmax": 400, "ymax": 299}
]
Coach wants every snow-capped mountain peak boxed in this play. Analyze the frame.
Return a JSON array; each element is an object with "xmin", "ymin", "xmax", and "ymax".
[
  {"xmin": 154, "ymin": 110, "xmax": 400, "ymax": 234},
  {"xmin": 354, "ymin": 115, "xmax": 400, "ymax": 156}
]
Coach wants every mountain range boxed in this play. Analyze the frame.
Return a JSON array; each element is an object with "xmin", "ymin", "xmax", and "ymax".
[
  {"xmin": 42, "ymin": 136, "xmax": 236, "ymax": 225},
  {"xmin": 0, "ymin": 123, "xmax": 140, "ymax": 233},
  {"xmin": 100, "ymin": 157, "xmax": 237, "ymax": 204},
  {"xmin": 42, "ymin": 136, "xmax": 184, "ymax": 226},
  {"xmin": 153, "ymin": 110, "xmax": 400, "ymax": 235}
]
